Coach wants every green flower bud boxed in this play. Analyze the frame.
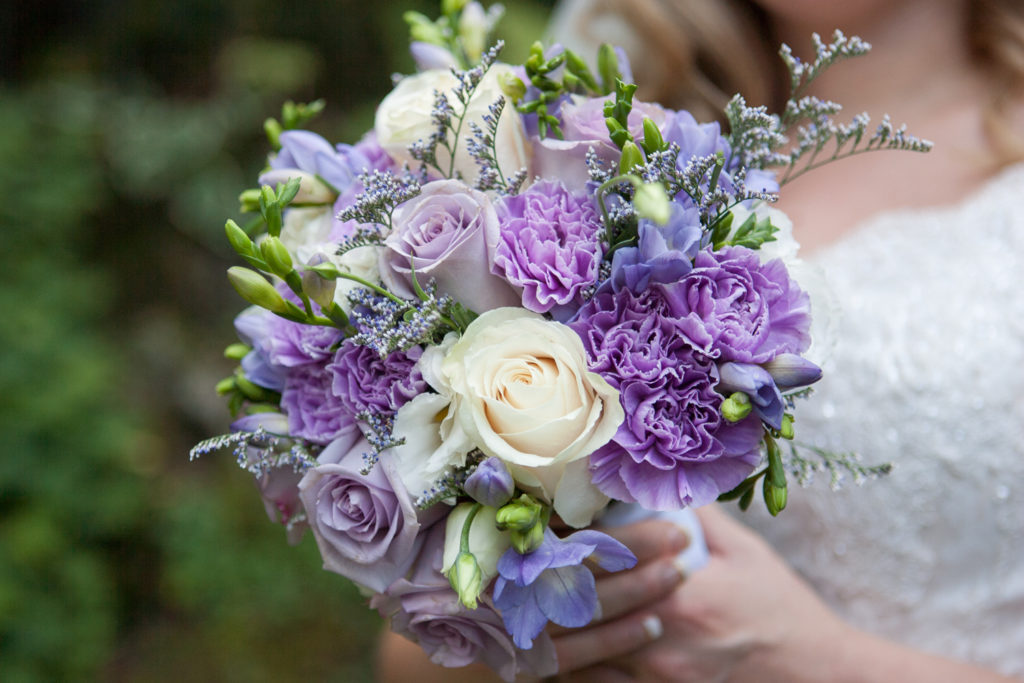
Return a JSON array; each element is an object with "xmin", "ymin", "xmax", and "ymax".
[
  {"xmin": 263, "ymin": 117, "xmax": 283, "ymax": 149},
  {"xmin": 605, "ymin": 117, "xmax": 630, "ymax": 148},
  {"xmin": 597, "ymin": 43, "xmax": 620, "ymax": 91},
  {"xmin": 764, "ymin": 479, "xmax": 788, "ymax": 516},
  {"xmin": 458, "ymin": 2, "xmax": 487, "ymax": 63},
  {"xmin": 404, "ymin": 11, "xmax": 445, "ymax": 45},
  {"xmin": 618, "ymin": 140, "xmax": 645, "ymax": 174},
  {"xmin": 495, "ymin": 494, "xmax": 542, "ymax": 532},
  {"xmin": 215, "ymin": 377, "xmax": 236, "ymax": 395},
  {"xmin": 641, "ymin": 116, "xmax": 664, "ymax": 154},
  {"xmin": 721, "ymin": 392, "xmax": 753, "ymax": 422},
  {"xmin": 779, "ymin": 413, "xmax": 795, "ymax": 440},
  {"xmin": 300, "ymin": 265, "xmax": 337, "ymax": 310},
  {"xmin": 225, "ymin": 219, "xmax": 254, "ymax": 257},
  {"xmin": 259, "ymin": 236, "xmax": 294, "ymax": 279},
  {"xmin": 238, "ymin": 188, "xmax": 262, "ymax": 214},
  {"xmin": 497, "ymin": 72, "xmax": 527, "ymax": 102},
  {"xmin": 442, "ymin": 0, "xmax": 468, "ymax": 15},
  {"xmin": 510, "ymin": 522, "xmax": 545, "ymax": 554},
  {"xmin": 224, "ymin": 343, "xmax": 250, "ymax": 361},
  {"xmin": 633, "ymin": 181, "xmax": 671, "ymax": 225},
  {"xmin": 447, "ymin": 551, "xmax": 483, "ymax": 609},
  {"xmin": 227, "ymin": 267, "xmax": 289, "ymax": 314}
]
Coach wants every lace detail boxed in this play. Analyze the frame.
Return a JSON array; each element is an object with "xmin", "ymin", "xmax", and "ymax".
[{"xmin": 742, "ymin": 163, "xmax": 1024, "ymax": 677}]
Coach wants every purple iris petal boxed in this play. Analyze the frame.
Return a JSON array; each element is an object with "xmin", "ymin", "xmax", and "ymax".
[{"xmin": 718, "ymin": 362, "xmax": 785, "ymax": 430}]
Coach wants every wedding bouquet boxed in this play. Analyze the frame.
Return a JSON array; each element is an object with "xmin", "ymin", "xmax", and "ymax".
[{"xmin": 192, "ymin": 2, "xmax": 926, "ymax": 678}]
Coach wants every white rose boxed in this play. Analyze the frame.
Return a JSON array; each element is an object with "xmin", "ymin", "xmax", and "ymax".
[
  {"xmin": 440, "ymin": 308, "xmax": 624, "ymax": 527},
  {"xmin": 374, "ymin": 65, "xmax": 532, "ymax": 185}
]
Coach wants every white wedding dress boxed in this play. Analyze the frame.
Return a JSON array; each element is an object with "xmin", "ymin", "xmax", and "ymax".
[
  {"xmin": 550, "ymin": 2, "xmax": 1024, "ymax": 674},
  {"xmin": 742, "ymin": 162, "xmax": 1024, "ymax": 677}
]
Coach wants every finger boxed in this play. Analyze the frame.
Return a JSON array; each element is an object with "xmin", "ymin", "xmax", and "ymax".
[
  {"xmin": 694, "ymin": 503, "xmax": 758, "ymax": 555},
  {"xmin": 554, "ymin": 611, "xmax": 664, "ymax": 674},
  {"xmin": 598, "ymin": 519, "xmax": 690, "ymax": 565},
  {"xmin": 557, "ymin": 663, "xmax": 635, "ymax": 683},
  {"xmin": 594, "ymin": 556, "xmax": 685, "ymax": 622}
]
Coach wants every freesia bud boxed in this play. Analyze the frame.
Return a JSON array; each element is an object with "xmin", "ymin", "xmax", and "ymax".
[
  {"xmin": 225, "ymin": 219, "xmax": 255, "ymax": 258},
  {"xmin": 257, "ymin": 169, "xmax": 336, "ymax": 205},
  {"xmin": 442, "ymin": 0, "xmax": 468, "ymax": 15},
  {"xmin": 443, "ymin": 503, "xmax": 509, "ymax": 587},
  {"xmin": 495, "ymin": 494, "xmax": 542, "ymax": 532},
  {"xmin": 721, "ymin": 391, "xmax": 752, "ymax": 422},
  {"xmin": 761, "ymin": 353, "xmax": 822, "ymax": 390},
  {"xmin": 464, "ymin": 457, "xmax": 515, "ymax": 507},
  {"xmin": 618, "ymin": 140, "xmax": 644, "ymax": 173},
  {"xmin": 510, "ymin": 522, "xmax": 545, "ymax": 554},
  {"xmin": 448, "ymin": 552, "xmax": 483, "ymax": 609},
  {"xmin": 404, "ymin": 11, "xmax": 445, "ymax": 45},
  {"xmin": 259, "ymin": 236, "xmax": 294, "ymax": 279},
  {"xmin": 780, "ymin": 413, "xmax": 795, "ymax": 440},
  {"xmin": 238, "ymin": 188, "xmax": 262, "ymax": 214},
  {"xmin": 633, "ymin": 181, "xmax": 671, "ymax": 225},
  {"xmin": 300, "ymin": 255, "xmax": 337, "ymax": 310},
  {"xmin": 224, "ymin": 343, "xmax": 250, "ymax": 361},
  {"xmin": 764, "ymin": 480, "xmax": 788, "ymax": 516},
  {"xmin": 497, "ymin": 72, "xmax": 527, "ymax": 102},
  {"xmin": 227, "ymin": 267, "xmax": 290, "ymax": 314}
]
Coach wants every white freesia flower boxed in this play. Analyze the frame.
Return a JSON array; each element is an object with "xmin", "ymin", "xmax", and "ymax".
[
  {"xmin": 440, "ymin": 308, "xmax": 623, "ymax": 527},
  {"xmin": 331, "ymin": 245, "xmax": 384, "ymax": 314},
  {"xmin": 279, "ymin": 206, "xmax": 334, "ymax": 262},
  {"xmin": 442, "ymin": 503, "xmax": 510, "ymax": 585},
  {"xmin": 374, "ymin": 64, "xmax": 531, "ymax": 185}
]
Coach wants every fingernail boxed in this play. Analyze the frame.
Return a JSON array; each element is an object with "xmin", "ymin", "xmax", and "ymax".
[
  {"xmin": 673, "ymin": 556, "xmax": 689, "ymax": 581},
  {"xmin": 668, "ymin": 526, "xmax": 689, "ymax": 551},
  {"xmin": 661, "ymin": 558, "xmax": 686, "ymax": 586},
  {"xmin": 642, "ymin": 614, "xmax": 664, "ymax": 640},
  {"xmin": 592, "ymin": 599, "xmax": 603, "ymax": 622}
]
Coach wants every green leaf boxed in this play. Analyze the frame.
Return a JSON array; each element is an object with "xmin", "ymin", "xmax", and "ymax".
[{"xmin": 728, "ymin": 212, "xmax": 778, "ymax": 250}]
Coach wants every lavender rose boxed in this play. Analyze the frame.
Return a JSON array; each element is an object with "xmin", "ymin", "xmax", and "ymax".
[
  {"xmin": 572, "ymin": 287, "xmax": 763, "ymax": 509},
  {"xmin": 299, "ymin": 428, "xmax": 439, "ymax": 593},
  {"xmin": 664, "ymin": 246, "xmax": 812, "ymax": 363},
  {"xmin": 371, "ymin": 524, "xmax": 557, "ymax": 682},
  {"xmin": 328, "ymin": 341, "xmax": 426, "ymax": 417},
  {"xmin": 380, "ymin": 180, "xmax": 520, "ymax": 313},
  {"xmin": 280, "ymin": 362, "xmax": 356, "ymax": 445},
  {"xmin": 489, "ymin": 180, "xmax": 604, "ymax": 319}
]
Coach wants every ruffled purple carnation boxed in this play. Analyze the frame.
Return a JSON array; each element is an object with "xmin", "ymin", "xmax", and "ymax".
[
  {"xmin": 571, "ymin": 287, "xmax": 763, "ymax": 510},
  {"xmin": 664, "ymin": 246, "xmax": 811, "ymax": 363},
  {"xmin": 280, "ymin": 362, "xmax": 356, "ymax": 445},
  {"xmin": 371, "ymin": 524, "xmax": 557, "ymax": 682},
  {"xmin": 328, "ymin": 341, "xmax": 426, "ymax": 417},
  {"xmin": 490, "ymin": 181, "xmax": 604, "ymax": 318}
]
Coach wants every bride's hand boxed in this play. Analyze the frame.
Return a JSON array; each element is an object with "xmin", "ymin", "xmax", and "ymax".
[{"xmin": 553, "ymin": 504, "xmax": 849, "ymax": 682}]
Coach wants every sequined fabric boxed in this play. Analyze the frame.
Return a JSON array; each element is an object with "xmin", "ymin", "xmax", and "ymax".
[{"xmin": 743, "ymin": 163, "xmax": 1024, "ymax": 676}]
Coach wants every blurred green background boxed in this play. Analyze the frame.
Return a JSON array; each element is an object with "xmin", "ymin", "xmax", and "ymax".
[{"xmin": 0, "ymin": 1, "xmax": 552, "ymax": 680}]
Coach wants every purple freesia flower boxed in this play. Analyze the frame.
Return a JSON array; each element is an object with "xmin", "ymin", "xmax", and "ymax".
[
  {"xmin": 232, "ymin": 411, "xmax": 307, "ymax": 544},
  {"xmin": 328, "ymin": 341, "xmax": 426, "ymax": 416},
  {"xmin": 490, "ymin": 180, "xmax": 604, "ymax": 319},
  {"xmin": 463, "ymin": 457, "xmax": 515, "ymax": 508},
  {"xmin": 663, "ymin": 246, "xmax": 812, "ymax": 364},
  {"xmin": 717, "ymin": 362, "xmax": 785, "ymax": 430},
  {"xmin": 266, "ymin": 130, "xmax": 370, "ymax": 193},
  {"xmin": 571, "ymin": 286, "xmax": 764, "ymax": 509},
  {"xmin": 371, "ymin": 524, "xmax": 558, "ymax": 682},
  {"xmin": 299, "ymin": 428, "xmax": 441, "ymax": 593},
  {"xmin": 493, "ymin": 528, "xmax": 636, "ymax": 649},
  {"xmin": 605, "ymin": 203, "xmax": 702, "ymax": 295},
  {"xmin": 233, "ymin": 306, "xmax": 287, "ymax": 391},
  {"xmin": 281, "ymin": 362, "xmax": 356, "ymax": 445}
]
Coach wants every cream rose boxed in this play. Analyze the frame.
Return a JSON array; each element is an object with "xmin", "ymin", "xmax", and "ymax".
[
  {"xmin": 374, "ymin": 65, "xmax": 531, "ymax": 185},
  {"xmin": 440, "ymin": 308, "xmax": 624, "ymax": 527}
]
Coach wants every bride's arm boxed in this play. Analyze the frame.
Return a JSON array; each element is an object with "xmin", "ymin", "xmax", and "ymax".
[{"xmin": 557, "ymin": 506, "xmax": 1019, "ymax": 683}]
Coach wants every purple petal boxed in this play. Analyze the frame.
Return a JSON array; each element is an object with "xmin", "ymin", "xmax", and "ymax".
[
  {"xmin": 493, "ymin": 579, "xmax": 550, "ymax": 650},
  {"xmin": 562, "ymin": 530, "xmax": 636, "ymax": 572},
  {"xmin": 535, "ymin": 565, "xmax": 598, "ymax": 628}
]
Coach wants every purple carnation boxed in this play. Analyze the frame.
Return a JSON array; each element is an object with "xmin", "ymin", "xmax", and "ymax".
[
  {"xmin": 490, "ymin": 181, "xmax": 604, "ymax": 318},
  {"xmin": 371, "ymin": 524, "xmax": 557, "ymax": 682},
  {"xmin": 571, "ymin": 287, "xmax": 763, "ymax": 509},
  {"xmin": 605, "ymin": 203, "xmax": 702, "ymax": 295},
  {"xmin": 328, "ymin": 341, "xmax": 426, "ymax": 417},
  {"xmin": 281, "ymin": 362, "xmax": 356, "ymax": 445},
  {"xmin": 663, "ymin": 246, "xmax": 812, "ymax": 364}
]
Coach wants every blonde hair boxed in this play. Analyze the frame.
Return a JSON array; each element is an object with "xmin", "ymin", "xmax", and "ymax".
[{"xmin": 579, "ymin": 0, "xmax": 1024, "ymax": 161}]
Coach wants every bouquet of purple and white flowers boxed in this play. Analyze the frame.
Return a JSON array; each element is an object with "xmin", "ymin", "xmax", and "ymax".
[{"xmin": 193, "ymin": 2, "xmax": 925, "ymax": 678}]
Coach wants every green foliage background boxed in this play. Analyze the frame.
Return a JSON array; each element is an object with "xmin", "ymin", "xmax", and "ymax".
[{"xmin": 0, "ymin": 1, "xmax": 552, "ymax": 680}]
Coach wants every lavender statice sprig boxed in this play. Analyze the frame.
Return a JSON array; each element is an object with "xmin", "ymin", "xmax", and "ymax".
[
  {"xmin": 410, "ymin": 41, "xmax": 505, "ymax": 180},
  {"xmin": 347, "ymin": 279, "xmax": 465, "ymax": 357},
  {"xmin": 355, "ymin": 411, "xmax": 404, "ymax": 476},
  {"xmin": 336, "ymin": 167, "xmax": 424, "ymax": 256},
  {"xmin": 786, "ymin": 441, "xmax": 894, "ymax": 490},
  {"xmin": 189, "ymin": 427, "xmax": 320, "ymax": 477},
  {"xmin": 467, "ymin": 97, "xmax": 527, "ymax": 194}
]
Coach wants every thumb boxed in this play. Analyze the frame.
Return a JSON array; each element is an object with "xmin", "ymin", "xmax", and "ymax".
[{"xmin": 694, "ymin": 503, "xmax": 760, "ymax": 556}]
